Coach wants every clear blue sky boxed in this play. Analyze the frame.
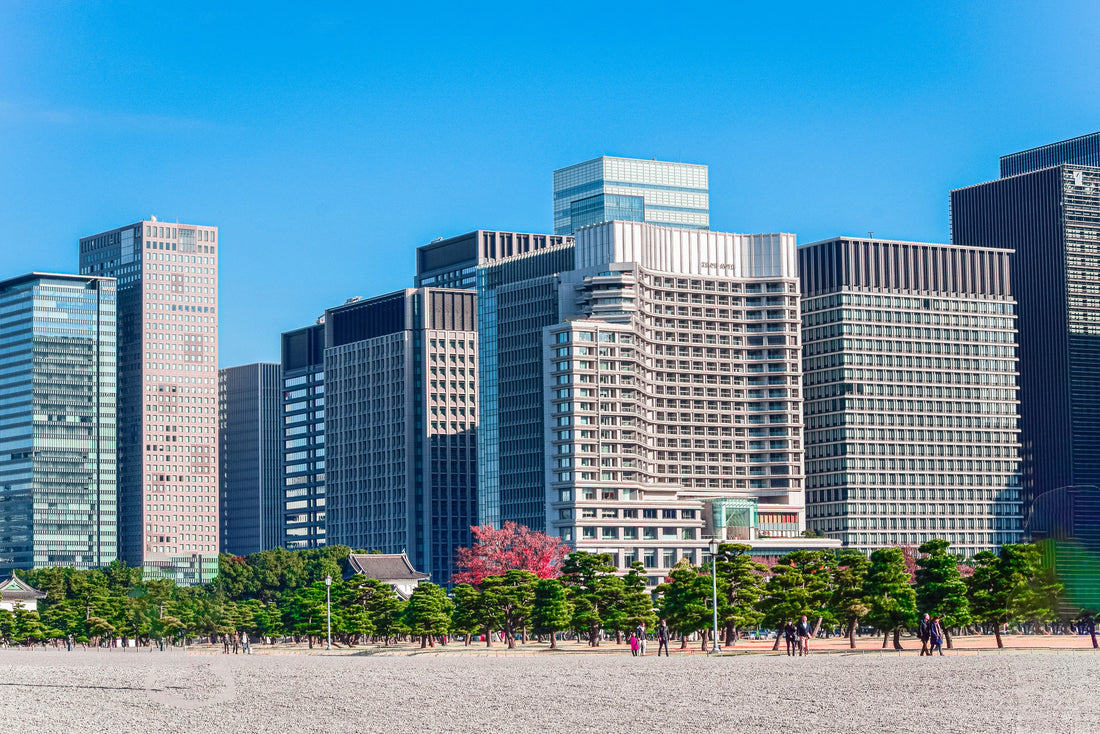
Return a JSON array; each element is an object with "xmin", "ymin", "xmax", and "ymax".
[{"xmin": 2, "ymin": 1, "xmax": 1099, "ymax": 366}]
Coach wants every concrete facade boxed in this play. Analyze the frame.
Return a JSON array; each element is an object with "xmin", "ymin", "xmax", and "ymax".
[
  {"xmin": 79, "ymin": 219, "xmax": 220, "ymax": 584},
  {"xmin": 799, "ymin": 237, "xmax": 1023, "ymax": 556}
]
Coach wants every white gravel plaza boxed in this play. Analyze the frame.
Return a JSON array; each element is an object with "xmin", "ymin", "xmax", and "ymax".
[{"xmin": 1, "ymin": 649, "xmax": 1097, "ymax": 734}]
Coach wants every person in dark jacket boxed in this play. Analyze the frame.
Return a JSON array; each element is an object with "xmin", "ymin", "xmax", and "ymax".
[
  {"xmin": 783, "ymin": 621, "xmax": 797, "ymax": 656},
  {"xmin": 918, "ymin": 613, "xmax": 932, "ymax": 656},
  {"xmin": 929, "ymin": 616, "xmax": 945, "ymax": 656},
  {"xmin": 656, "ymin": 619, "xmax": 670, "ymax": 657},
  {"xmin": 796, "ymin": 616, "xmax": 812, "ymax": 656}
]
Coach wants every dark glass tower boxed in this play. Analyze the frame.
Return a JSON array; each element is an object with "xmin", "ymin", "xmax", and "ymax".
[
  {"xmin": 219, "ymin": 362, "xmax": 282, "ymax": 556},
  {"xmin": 952, "ymin": 140, "xmax": 1100, "ymax": 521}
]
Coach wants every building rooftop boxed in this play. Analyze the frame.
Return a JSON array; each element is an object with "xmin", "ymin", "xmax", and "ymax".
[
  {"xmin": 346, "ymin": 553, "xmax": 429, "ymax": 581},
  {"xmin": 0, "ymin": 574, "xmax": 47, "ymax": 601}
]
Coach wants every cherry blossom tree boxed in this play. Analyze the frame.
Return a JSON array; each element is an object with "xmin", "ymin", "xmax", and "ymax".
[{"xmin": 451, "ymin": 522, "xmax": 570, "ymax": 585}]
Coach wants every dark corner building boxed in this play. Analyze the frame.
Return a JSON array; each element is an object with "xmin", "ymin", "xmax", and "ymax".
[
  {"xmin": 415, "ymin": 230, "xmax": 572, "ymax": 290},
  {"xmin": 951, "ymin": 132, "xmax": 1100, "ymax": 516},
  {"xmin": 280, "ymin": 322, "xmax": 326, "ymax": 550},
  {"xmin": 323, "ymin": 288, "xmax": 477, "ymax": 584},
  {"xmin": 414, "ymin": 230, "xmax": 575, "ymax": 535},
  {"xmin": 219, "ymin": 362, "xmax": 282, "ymax": 556}
]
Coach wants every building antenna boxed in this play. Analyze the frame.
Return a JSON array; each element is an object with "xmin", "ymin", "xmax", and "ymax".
[{"xmin": 868, "ymin": 231, "xmax": 874, "ymax": 240}]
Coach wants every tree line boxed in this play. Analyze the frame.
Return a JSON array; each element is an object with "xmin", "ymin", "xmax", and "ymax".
[{"xmin": 5, "ymin": 535, "xmax": 1096, "ymax": 651}]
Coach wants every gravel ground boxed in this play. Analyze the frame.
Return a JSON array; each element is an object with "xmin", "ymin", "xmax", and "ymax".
[{"xmin": 1, "ymin": 649, "xmax": 1097, "ymax": 734}]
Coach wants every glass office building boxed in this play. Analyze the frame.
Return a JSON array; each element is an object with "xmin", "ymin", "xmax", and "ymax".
[
  {"xmin": 219, "ymin": 362, "xmax": 282, "ymax": 556},
  {"xmin": 416, "ymin": 231, "xmax": 572, "ymax": 290},
  {"xmin": 0, "ymin": 273, "xmax": 117, "ymax": 574},
  {"xmin": 280, "ymin": 323, "xmax": 326, "ymax": 550},
  {"xmin": 999, "ymin": 131, "xmax": 1100, "ymax": 177},
  {"xmin": 553, "ymin": 156, "xmax": 709, "ymax": 235},
  {"xmin": 952, "ymin": 147, "xmax": 1100, "ymax": 515},
  {"xmin": 799, "ymin": 238, "xmax": 1023, "ymax": 556},
  {"xmin": 323, "ymin": 288, "xmax": 477, "ymax": 583},
  {"xmin": 476, "ymin": 244, "xmax": 576, "ymax": 530}
]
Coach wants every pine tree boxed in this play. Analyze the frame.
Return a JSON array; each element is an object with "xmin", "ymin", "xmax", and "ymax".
[
  {"xmin": 657, "ymin": 559, "xmax": 710, "ymax": 650},
  {"xmin": 914, "ymin": 539, "xmax": 970, "ymax": 648},
  {"xmin": 403, "ymin": 582, "xmax": 453, "ymax": 648},
  {"xmin": 968, "ymin": 543, "xmax": 1051, "ymax": 648},
  {"xmin": 829, "ymin": 551, "xmax": 870, "ymax": 648},
  {"xmin": 864, "ymin": 547, "xmax": 918, "ymax": 650},
  {"xmin": 714, "ymin": 543, "xmax": 766, "ymax": 646},
  {"xmin": 531, "ymin": 578, "xmax": 573, "ymax": 649},
  {"xmin": 561, "ymin": 552, "xmax": 616, "ymax": 646},
  {"xmin": 480, "ymin": 570, "xmax": 536, "ymax": 649},
  {"xmin": 450, "ymin": 583, "xmax": 485, "ymax": 646}
]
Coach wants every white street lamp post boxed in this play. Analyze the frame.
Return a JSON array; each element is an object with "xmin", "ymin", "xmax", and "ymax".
[
  {"xmin": 709, "ymin": 538, "xmax": 721, "ymax": 654},
  {"xmin": 325, "ymin": 575, "xmax": 333, "ymax": 651}
]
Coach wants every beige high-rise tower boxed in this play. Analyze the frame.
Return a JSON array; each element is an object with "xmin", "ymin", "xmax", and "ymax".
[{"xmin": 80, "ymin": 217, "xmax": 219, "ymax": 583}]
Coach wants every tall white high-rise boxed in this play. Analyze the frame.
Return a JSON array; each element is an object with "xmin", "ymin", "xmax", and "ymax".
[
  {"xmin": 542, "ymin": 221, "xmax": 829, "ymax": 584},
  {"xmin": 80, "ymin": 218, "xmax": 219, "ymax": 583}
]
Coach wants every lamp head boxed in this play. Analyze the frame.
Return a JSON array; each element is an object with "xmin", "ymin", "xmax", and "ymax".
[{"xmin": 325, "ymin": 575, "xmax": 332, "ymax": 586}]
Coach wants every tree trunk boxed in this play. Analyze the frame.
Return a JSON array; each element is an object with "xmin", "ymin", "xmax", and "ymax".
[
  {"xmin": 680, "ymin": 633, "xmax": 689, "ymax": 650},
  {"xmin": 615, "ymin": 630, "xmax": 622, "ymax": 645},
  {"xmin": 847, "ymin": 619, "xmax": 857, "ymax": 649},
  {"xmin": 701, "ymin": 628, "xmax": 709, "ymax": 652},
  {"xmin": 420, "ymin": 634, "xmax": 427, "ymax": 648},
  {"xmin": 484, "ymin": 627, "xmax": 492, "ymax": 647},
  {"xmin": 944, "ymin": 627, "xmax": 954, "ymax": 650},
  {"xmin": 550, "ymin": 631, "xmax": 557, "ymax": 650},
  {"xmin": 892, "ymin": 627, "xmax": 903, "ymax": 650},
  {"xmin": 771, "ymin": 634, "xmax": 781, "ymax": 651},
  {"xmin": 464, "ymin": 634, "xmax": 471, "ymax": 647},
  {"xmin": 811, "ymin": 616, "xmax": 823, "ymax": 638},
  {"xmin": 993, "ymin": 625, "xmax": 1003, "ymax": 649},
  {"xmin": 507, "ymin": 631, "xmax": 516, "ymax": 649},
  {"xmin": 724, "ymin": 622, "xmax": 736, "ymax": 647},
  {"xmin": 882, "ymin": 631, "xmax": 890, "ymax": 649}
]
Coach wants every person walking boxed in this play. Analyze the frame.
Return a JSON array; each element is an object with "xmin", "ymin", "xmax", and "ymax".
[
  {"xmin": 629, "ymin": 632, "xmax": 639, "ymax": 657},
  {"xmin": 796, "ymin": 616, "xmax": 812, "ymax": 656},
  {"xmin": 930, "ymin": 616, "xmax": 945, "ymax": 656},
  {"xmin": 783, "ymin": 621, "xmax": 797, "ymax": 657},
  {"xmin": 656, "ymin": 619, "xmax": 671, "ymax": 657},
  {"xmin": 918, "ymin": 613, "xmax": 932, "ymax": 656},
  {"xmin": 636, "ymin": 622, "xmax": 648, "ymax": 656},
  {"xmin": 66, "ymin": 633, "xmax": 73, "ymax": 652}
]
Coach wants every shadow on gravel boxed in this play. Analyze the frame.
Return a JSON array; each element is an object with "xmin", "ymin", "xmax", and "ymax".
[{"xmin": 0, "ymin": 682, "xmax": 188, "ymax": 691}]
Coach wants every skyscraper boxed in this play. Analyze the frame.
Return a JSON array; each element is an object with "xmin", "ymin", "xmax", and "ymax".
[
  {"xmin": 219, "ymin": 363, "xmax": 282, "ymax": 557},
  {"xmin": 553, "ymin": 156, "xmax": 709, "ymax": 235},
  {"xmin": 477, "ymin": 243, "xmax": 577, "ymax": 529},
  {"xmin": 280, "ymin": 322, "xmax": 326, "ymax": 550},
  {"xmin": 951, "ymin": 139, "xmax": 1100, "ymax": 514},
  {"xmin": 322, "ymin": 288, "xmax": 478, "ymax": 583},
  {"xmin": 998, "ymin": 131, "xmax": 1100, "ymax": 177},
  {"xmin": 0, "ymin": 273, "xmax": 117, "ymax": 574},
  {"xmin": 799, "ymin": 237, "xmax": 1023, "ymax": 556},
  {"xmin": 541, "ymin": 222, "xmax": 808, "ymax": 581},
  {"xmin": 79, "ymin": 218, "xmax": 219, "ymax": 584},
  {"xmin": 415, "ymin": 230, "xmax": 572, "ymax": 289}
]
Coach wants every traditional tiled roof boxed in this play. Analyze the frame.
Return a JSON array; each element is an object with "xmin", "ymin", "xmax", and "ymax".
[
  {"xmin": 0, "ymin": 574, "xmax": 46, "ymax": 601},
  {"xmin": 346, "ymin": 553, "xmax": 429, "ymax": 581}
]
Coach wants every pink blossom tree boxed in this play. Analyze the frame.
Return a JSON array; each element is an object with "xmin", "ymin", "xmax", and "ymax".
[{"xmin": 451, "ymin": 522, "xmax": 570, "ymax": 586}]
